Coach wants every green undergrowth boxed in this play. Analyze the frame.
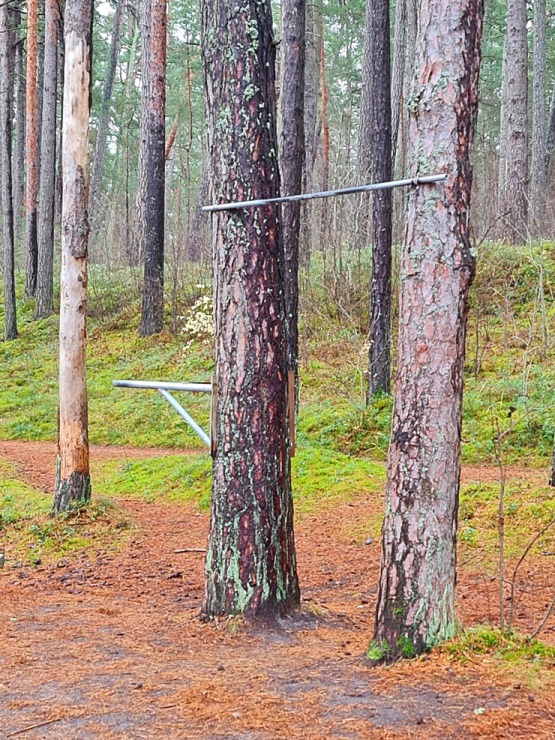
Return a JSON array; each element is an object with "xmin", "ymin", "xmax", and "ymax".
[{"xmin": 0, "ymin": 462, "xmax": 132, "ymax": 565}]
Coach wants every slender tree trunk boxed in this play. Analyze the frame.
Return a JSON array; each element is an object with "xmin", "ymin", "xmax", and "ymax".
[
  {"xmin": 35, "ymin": 0, "xmax": 59, "ymax": 319},
  {"xmin": 55, "ymin": 26, "xmax": 65, "ymax": 228},
  {"xmin": 13, "ymin": 8, "xmax": 25, "ymax": 237},
  {"xmin": 373, "ymin": 0, "xmax": 484, "ymax": 662},
  {"xmin": 318, "ymin": 23, "xmax": 329, "ymax": 249},
  {"xmin": 54, "ymin": 0, "xmax": 93, "ymax": 512},
  {"xmin": 1, "ymin": 0, "xmax": 17, "ymax": 340},
  {"xmin": 89, "ymin": 0, "xmax": 125, "ymax": 219},
  {"xmin": 391, "ymin": 0, "xmax": 405, "ymax": 173},
  {"xmin": 187, "ymin": 156, "xmax": 209, "ymax": 262},
  {"xmin": 279, "ymin": 0, "xmax": 305, "ymax": 389},
  {"xmin": 138, "ymin": 0, "xmax": 166, "ymax": 336},
  {"xmin": 498, "ymin": 0, "xmax": 528, "ymax": 243},
  {"xmin": 24, "ymin": 0, "xmax": 39, "ymax": 297},
  {"xmin": 201, "ymin": 0, "xmax": 300, "ymax": 620},
  {"xmin": 530, "ymin": 0, "xmax": 546, "ymax": 232},
  {"xmin": 545, "ymin": 85, "xmax": 555, "ymax": 179},
  {"xmin": 367, "ymin": 0, "xmax": 392, "ymax": 400}
]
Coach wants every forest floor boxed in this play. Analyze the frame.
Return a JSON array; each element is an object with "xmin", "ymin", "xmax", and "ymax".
[{"xmin": 1, "ymin": 441, "xmax": 554, "ymax": 739}]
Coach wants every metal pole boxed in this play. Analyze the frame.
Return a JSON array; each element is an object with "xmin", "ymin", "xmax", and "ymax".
[
  {"xmin": 113, "ymin": 379, "xmax": 211, "ymax": 393},
  {"xmin": 201, "ymin": 173, "xmax": 447, "ymax": 212},
  {"xmin": 158, "ymin": 389, "xmax": 211, "ymax": 448}
]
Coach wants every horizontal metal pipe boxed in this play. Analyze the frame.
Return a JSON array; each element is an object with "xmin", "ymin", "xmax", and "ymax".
[
  {"xmin": 113, "ymin": 379, "xmax": 211, "ymax": 393},
  {"xmin": 201, "ymin": 173, "xmax": 447, "ymax": 212},
  {"xmin": 158, "ymin": 389, "xmax": 211, "ymax": 448}
]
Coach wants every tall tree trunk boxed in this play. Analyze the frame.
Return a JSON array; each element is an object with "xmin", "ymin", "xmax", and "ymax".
[
  {"xmin": 1, "ymin": 0, "xmax": 17, "ymax": 340},
  {"xmin": 24, "ymin": 0, "xmax": 39, "ymax": 298},
  {"xmin": 54, "ymin": 0, "xmax": 93, "ymax": 512},
  {"xmin": 367, "ymin": 0, "xmax": 392, "ymax": 400},
  {"xmin": 373, "ymin": 0, "xmax": 484, "ymax": 662},
  {"xmin": 279, "ymin": 0, "xmax": 305, "ymax": 390},
  {"xmin": 89, "ymin": 0, "xmax": 125, "ymax": 220},
  {"xmin": 318, "ymin": 22, "xmax": 329, "ymax": 249},
  {"xmin": 498, "ymin": 0, "xmax": 528, "ymax": 243},
  {"xmin": 545, "ymin": 85, "xmax": 555, "ymax": 179},
  {"xmin": 12, "ymin": 6, "xmax": 25, "ymax": 238},
  {"xmin": 201, "ymin": 0, "xmax": 300, "ymax": 620},
  {"xmin": 138, "ymin": 0, "xmax": 166, "ymax": 336},
  {"xmin": 356, "ymin": 0, "xmax": 373, "ymax": 246},
  {"xmin": 530, "ymin": 0, "xmax": 546, "ymax": 232},
  {"xmin": 35, "ymin": 0, "xmax": 59, "ymax": 319},
  {"xmin": 55, "ymin": 25, "xmax": 65, "ymax": 228}
]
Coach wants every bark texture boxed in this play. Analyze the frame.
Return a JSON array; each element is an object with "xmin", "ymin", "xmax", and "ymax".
[
  {"xmin": 35, "ymin": 0, "xmax": 59, "ymax": 319},
  {"xmin": 201, "ymin": 0, "xmax": 300, "ymax": 619},
  {"xmin": 0, "ymin": 0, "xmax": 17, "ymax": 339},
  {"xmin": 373, "ymin": 0, "xmax": 484, "ymax": 661},
  {"xmin": 530, "ymin": 0, "xmax": 546, "ymax": 230},
  {"xmin": 367, "ymin": 0, "xmax": 392, "ymax": 400},
  {"xmin": 390, "ymin": 0, "xmax": 406, "ymax": 173},
  {"xmin": 279, "ymin": 0, "xmax": 305, "ymax": 382},
  {"xmin": 138, "ymin": 0, "xmax": 166, "ymax": 336},
  {"xmin": 24, "ymin": 0, "xmax": 39, "ymax": 298},
  {"xmin": 498, "ymin": 0, "xmax": 528, "ymax": 243},
  {"xmin": 54, "ymin": 0, "xmax": 93, "ymax": 513},
  {"xmin": 13, "ymin": 5, "xmax": 25, "ymax": 233}
]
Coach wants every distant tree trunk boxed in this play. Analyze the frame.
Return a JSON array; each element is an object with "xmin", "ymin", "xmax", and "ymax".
[
  {"xmin": 530, "ymin": 0, "xmax": 546, "ymax": 232},
  {"xmin": 55, "ymin": 27, "xmax": 65, "ymax": 227},
  {"xmin": 201, "ymin": 0, "xmax": 300, "ymax": 620},
  {"xmin": 498, "ymin": 0, "xmax": 528, "ymax": 243},
  {"xmin": 391, "ymin": 0, "xmax": 405, "ymax": 172},
  {"xmin": 367, "ymin": 0, "xmax": 392, "ymax": 400},
  {"xmin": 187, "ymin": 156, "xmax": 209, "ymax": 262},
  {"xmin": 12, "ymin": 7, "xmax": 25, "ymax": 236},
  {"xmin": 89, "ymin": 0, "xmax": 125, "ymax": 220},
  {"xmin": 373, "ymin": 0, "xmax": 484, "ymax": 661},
  {"xmin": 356, "ymin": 0, "xmax": 373, "ymax": 245},
  {"xmin": 279, "ymin": 0, "xmax": 305, "ymax": 389},
  {"xmin": 318, "ymin": 24, "xmax": 329, "ymax": 249},
  {"xmin": 54, "ymin": 0, "xmax": 93, "ymax": 512},
  {"xmin": 0, "ymin": 0, "xmax": 17, "ymax": 340},
  {"xmin": 545, "ymin": 85, "xmax": 555, "ymax": 179},
  {"xmin": 24, "ymin": 0, "xmax": 39, "ymax": 298},
  {"xmin": 138, "ymin": 0, "xmax": 166, "ymax": 336},
  {"xmin": 35, "ymin": 0, "xmax": 59, "ymax": 320}
]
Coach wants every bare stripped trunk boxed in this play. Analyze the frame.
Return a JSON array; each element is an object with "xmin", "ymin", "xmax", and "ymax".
[
  {"xmin": 279, "ymin": 0, "xmax": 305, "ymax": 386},
  {"xmin": 35, "ymin": 0, "xmax": 59, "ymax": 319},
  {"xmin": 0, "ymin": 0, "xmax": 17, "ymax": 339},
  {"xmin": 24, "ymin": 0, "xmax": 39, "ymax": 297},
  {"xmin": 373, "ymin": 0, "xmax": 484, "ymax": 661},
  {"xmin": 54, "ymin": 0, "xmax": 92, "ymax": 513},
  {"xmin": 498, "ymin": 0, "xmax": 528, "ymax": 243},
  {"xmin": 367, "ymin": 0, "xmax": 392, "ymax": 400},
  {"xmin": 89, "ymin": 0, "xmax": 125, "ymax": 220},
  {"xmin": 138, "ymin": 0, "xmax": 166, "ymax": 336},
  {"xmin": 530, "ymin": 0, "xmax": 546, "ymax": 231},
  {"xmin": 202, "ymin": 0, "xmax": 300, "ymax": 619}
]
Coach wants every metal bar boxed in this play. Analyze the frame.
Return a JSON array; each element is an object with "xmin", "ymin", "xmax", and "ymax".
[
  {"xmin": 113, "ymin": 379, "xmax": 211, "ymax": 393},
  {"xmin": 158, "ymin": 389, "xmax": 211, "ymax": 448},
  {"xmin": 202, "ymin": 173, "xmax": 447, "ymax": 212}
]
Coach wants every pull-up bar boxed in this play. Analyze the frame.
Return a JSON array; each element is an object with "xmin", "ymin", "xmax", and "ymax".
[{"xmin": 202, "ymin": 173, "xmax": 447, "ymax": 212}]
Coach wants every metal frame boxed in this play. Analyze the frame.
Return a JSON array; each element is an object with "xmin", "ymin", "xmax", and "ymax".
[{"xmin": 112, "ymin": 379, "xmax": 212, "ymax": 449}]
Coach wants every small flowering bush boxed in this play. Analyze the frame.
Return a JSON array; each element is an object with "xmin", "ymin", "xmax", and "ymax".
[{"xmin": 180, "ymin": 285, "xmax": 214, "ymax": 350}]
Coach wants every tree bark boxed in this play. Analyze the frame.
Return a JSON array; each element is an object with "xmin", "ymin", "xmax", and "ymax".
[
  {"xmin": 35, "ymin": 0, "xmax": 60, "ymax": 320},
  {"xmin": 54, "ymin": 0, "xmax": 93, "ymax": 513},
  {"xmin": 530, "ymin": 0, "xmax": 546, "ymax": 231},
  {"xmin": 279, "ymin": 0, "xmax": 305, "ymax": 386},
  {"xmin": 0, "ymin": 0, "xmax": 17, "ymax": 340},
  {"xmin": 138, "ymin": 0, "xmax": 166, "ymax": 336},
  {"xmin": 89, "ymin": 0, "xmax": 125, "ymax": 220},
  {"xmin": 373, "ymin": 0, "xmax": 484, "ymax": 661},
  {"xmin": 390, "ymin": 0, "xmax": 405, "ymax": 173},
  {"xmin": 201, "ymin": 0, "xmax": 300, "ymax": 620},
  {"xmin": 367, "ymin": 0, "xmax": 392, "ymax": 400},
  {"xmin": 12, "ymin": 5, "xmax": 25, "ymax": 237},
  {"xmin": 498, "ymin": 0, "xmax": 528, "ymax": 243},
  {"xmin": 24, "ymin": 0, "xmax": 39, "ymax": 298}
]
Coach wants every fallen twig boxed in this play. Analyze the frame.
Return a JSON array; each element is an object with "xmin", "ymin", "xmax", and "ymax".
[
  {"xmin": 7, "ymin": 718, "xmax": 62, "ymax": 737},
  {"xmin": 174, "ymin": 548, "xmax": 206, "ymax": 554}
]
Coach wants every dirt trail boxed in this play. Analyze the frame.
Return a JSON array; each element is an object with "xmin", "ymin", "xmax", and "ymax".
[{"xmin": 1, "ymin": 441, "xmax": 554, "ymax": 739}]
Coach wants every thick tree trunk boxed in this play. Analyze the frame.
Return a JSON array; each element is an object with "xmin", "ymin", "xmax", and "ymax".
[
  {"xmin": 530, "ymin": 0, "xmax": 546, "ymax": 231},
  {"xmin": 138, "ymin": 0, "xmax": 166, "ymax": 336},
  {"xmin": 0, "ymin": 0, "xmax": 17, "ymax": 340},
  {"xmin": 373, "ymin": 0, "xmax": 484, "ymax": 661},
  {"xmin": 89, "ymin": 0, "xmax": 125, "ymax": 220},
  {"xmin": 279, "ymin": 0, "xmax": 305, "ymax": 386},
  {"xmin": 201, "ymin": 0, "xmax": 300, "ymax": 620},
  {"xmin": 54, "ymin": 0, "xmax": 93, "ymax": 513},
  {"xmin": 24, "ymin": 0, "xmax": 39, "ymax": 298},
  {"xmin": 498, "ymin": 0, "xmax": 528, "ymax": 243},
  {"xmin": 367, "ymin": 0, "xmax": 392, "ymax": 400},
  {"xmin": 35, "ymin": 0, "xmax": 59, "ymax": 320}
]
